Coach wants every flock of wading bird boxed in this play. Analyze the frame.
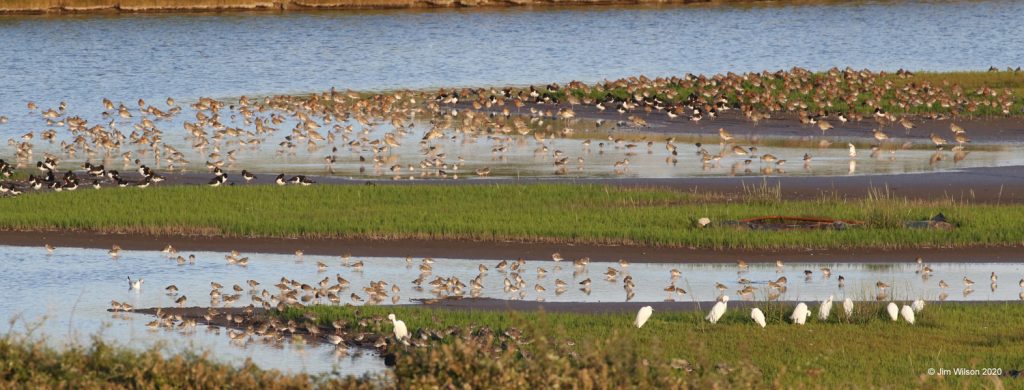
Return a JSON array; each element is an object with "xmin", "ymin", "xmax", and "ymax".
[
  {"xmin": 0, "ymin": 68, "xmax": 1008, "ymax": 194},
  {"xmin": 92, "ymin": 243, "xmax": 1024, "ymax": 350}
]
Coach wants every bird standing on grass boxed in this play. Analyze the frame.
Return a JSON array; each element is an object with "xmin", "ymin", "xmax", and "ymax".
[
  {"xmin": 751, "ymin": 308, "xmax": 766, "ymax": 328},
  {"xmin": 886, "ymin": 302, "xmax": 899, "ymax": 321},
  {"xmin": 911, "ymin": 299, "xmax": 925, "ymax": 313},
  {"xmin": 388, "ymin": 313, "xmax": 409, "ymax": 345},
  {"xmin": 635, "ymin": 306, "xmax": 653, "ymax": 328},
  {"xmin": 790, "ymin": 303, "xmax": 810, "ymax": 325},
  {"xmin": 900, "ymin": 305, "xmax": 915, "ymax": 324},
  {"xmin": 706, "ymin": 295, "xmax": 729, "ymax": 324},
  {"xmin": 819, "ymin": 295, "xmax": 833, "ymax": 320}
]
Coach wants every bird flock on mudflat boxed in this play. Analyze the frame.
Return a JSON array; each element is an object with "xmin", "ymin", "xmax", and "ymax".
[
  {"xmin": 72, "ymin": 242, "xmax": 1024, "ymax": 350},
  {"xmin": 0, "ymin": 68, "xmax": 1007, "ymax": 196}
]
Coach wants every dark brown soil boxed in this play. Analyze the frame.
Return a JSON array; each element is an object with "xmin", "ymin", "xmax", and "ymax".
[{"xmin": 4, "ymin": 229, "xmax": 1022, "ymax": 263}]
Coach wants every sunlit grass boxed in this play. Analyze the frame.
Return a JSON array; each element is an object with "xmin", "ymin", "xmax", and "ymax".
[
  {"xmin": 279, "ymin": 302, "xmax": 1024, "ymax": 388},
  {"xmin": 6, "ymin": 302, "xmax": 1020, "ymax": 388},
  {"xmin": 0, "ymin": 183, "xmax": 1021, "ymax": 249}
]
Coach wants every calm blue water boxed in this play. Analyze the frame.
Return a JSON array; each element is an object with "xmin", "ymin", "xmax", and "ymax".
[{"xmin": 0, "ymin": 0, "xmax": 1022, "ymax": 120}]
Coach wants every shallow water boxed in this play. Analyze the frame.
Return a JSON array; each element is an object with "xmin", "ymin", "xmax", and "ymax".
[
  {"xmin": 3, "ymin": 105, "xmax": 1022, "ymax": 180},
  {"xmin": 1, "ymin": 245, "xmax": 1021, "ymax": 375},
  {"xmin": 1, "ymin": 0, "xmax": 1023, "ymax": 139}
]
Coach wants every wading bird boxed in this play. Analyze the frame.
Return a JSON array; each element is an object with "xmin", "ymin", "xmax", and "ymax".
[
  {"xmin": 790, "ymin": 303, "xmax": 810, "ymax": 325},
  {"xmin": 818, "ymin": 295, "xmax": 833, "ymax": 320},
  {"xmin": 900, "ymin": 304, "xmax": 915, "ymax": 324},
  {"xmin": 706, "ymin": 295, "xmax": 729, "ymax": 324},
  {"xmin": 886, "ymin": 302, "xmax": 899, "ymax": 321},
  {"xmin": 127, "ymin": 276, "xmax": 143, "ymax": 290},
  {"xmin": 751, "ymin": 308, "xmax": 766, "ymax": 328},
  {"xmin": 388, "ymin": 313, "xmax": 409, "ymax": 345},
  {"xmin": 635, "ymin": 306, "xmax": 653, "ymax": 328}
]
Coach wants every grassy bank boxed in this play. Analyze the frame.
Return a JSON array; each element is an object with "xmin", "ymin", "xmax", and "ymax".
[
  {"xmin": 277, "ymin": 302, "xmax": 1024, "ymax": 388},
  {"xmin": 6, "ymin": 303, "xmax": 1020, "ymax": 388},
  {"xmin": 0, "ymin": 334, "xmax": 373, "ymax": 388},
  {"xmin": 286, "ymin": 300, "xmax": 1024, "ymax": 386},
  {"xmin": 517, "ymin": 69, "xmax": 1024, "ymax": 119},
  {"xmin": 1, "ymin": 183, "xmax": 1022, "ymax": 250}
]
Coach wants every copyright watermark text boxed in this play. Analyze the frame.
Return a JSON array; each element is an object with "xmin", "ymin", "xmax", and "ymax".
[{"xmin": 926, "ymin": 367, "xmax": 1003, "ymax": 376}]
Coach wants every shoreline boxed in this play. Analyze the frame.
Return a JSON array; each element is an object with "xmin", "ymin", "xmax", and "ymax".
[
  {"xmin": 4, "ymin": 229, "xmax": 1022, "ymax": 262},
  {"xmin": 17, "ymin": 163, "xmax": 1024, "ymax": 203}
]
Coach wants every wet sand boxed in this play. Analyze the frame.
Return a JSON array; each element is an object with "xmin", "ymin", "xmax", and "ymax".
[{"xmin": 4, "ymin": 229, "xmax": 1021, "ymax": 263}]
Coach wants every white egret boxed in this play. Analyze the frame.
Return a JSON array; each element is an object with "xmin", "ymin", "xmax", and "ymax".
[
  {"xmin": 900, "ymin": 305, "xmax": 916, "ymax": 324},
  {"xmin": 751, "ymin": 308, "xmax": 766, "ymax": 328},
  {"xmin": 388, "ymin": 313, "xmax": 409, "ymax": 345},
  {"xmin": 913, "ymin": 296, "xmax": 929, "ymax": 313},
  {"xmin": 706, "ymin": 295, "xmax": 729, "ymax": 324},
  {"xmin": 886, "ymin": 302, "xmax": 899, "ymax": 321},
  {"xmin": 790, "ymin": 303, "xmax": 810, "ymax": 325},
  {"xmin": 635, "ymin": 306, "xmax": 653, "ymax": 328},
  {"xmin": 818, "ymin": 295, "xmax": 833, "ymax": 320},
  {"xmin": 842, "ymin": 298, "xmax": 854, "ymax": 318}
]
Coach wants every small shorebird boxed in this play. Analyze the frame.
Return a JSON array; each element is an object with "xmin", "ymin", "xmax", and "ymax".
[
  {"xmin": 963, "ymin": 276, "xmax": 975, "ymax": 287},
  {"xmin": 872, "ymin": 129, "xmax": 889, "ymax": 142},
  {"xmin": 817, "ymin": 120, "xmax": 833, "ymax": 135},
  {"xmin": 718, "ymin": 128, "xmax": 734, "ymax": 142},
  {"xmin": 899, "ymin": 117, "xmax": 914, "ymax": 133}
]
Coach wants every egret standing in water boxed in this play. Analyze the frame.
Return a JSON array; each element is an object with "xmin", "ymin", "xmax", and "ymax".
[
  {"xmin": 706, "ymin": 295, "xmax": 729, "ymax": 324},
  {"xmin": 751, "ymin": 308, "xmax": 766, "ymax": 328},
  {"xmin": 388, "ymin": 313, "xmax": 409, "ymax": 345},
  {"xmin": 635, "ymin": 306, "xmax": 653, "ymax": 328},
  {"xmin": 790, "ymin": 303, "xmax": 810, "ymax": 325}
]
